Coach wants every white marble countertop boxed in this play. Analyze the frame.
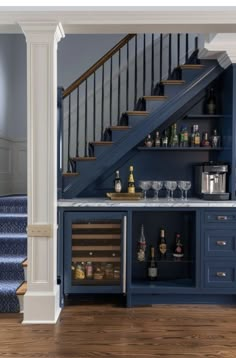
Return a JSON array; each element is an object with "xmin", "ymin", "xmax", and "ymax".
[{"xmin": 58, "ymin": 198, "xmax": 236, "ymax": 208}]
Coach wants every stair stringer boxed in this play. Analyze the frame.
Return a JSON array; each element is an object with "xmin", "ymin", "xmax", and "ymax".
[{"xmin": 63, "ymin": 60, "xmax": 229, "ymax": 198}]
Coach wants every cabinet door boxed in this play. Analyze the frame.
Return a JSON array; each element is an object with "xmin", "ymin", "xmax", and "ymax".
[
  {"xmin": 64, "ymin": 211, "xmax": 127, "ymax": 294},
  {"xmin": 204, "ymin": 211, "xmax": 236, "ymax": 226},
  {"xmin": 204, "ymin": 261, "xmax": 236, "ymax": 289},
  {"xmin": 204, "ymin": 229, "xmax": 236, "ymax": 258}
]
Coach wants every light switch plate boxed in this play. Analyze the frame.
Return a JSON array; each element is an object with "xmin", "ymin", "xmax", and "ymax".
[{"xmin": 27, "ymin": 224, "xmax": 52, "ymax": 237}]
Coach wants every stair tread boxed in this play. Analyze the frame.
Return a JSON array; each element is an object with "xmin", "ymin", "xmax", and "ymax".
[
  {"xmin": 143, "ymin": 96, "xmax": 167, "ymax": 100},
  {"xmin": 110, "ymin": 126, "xmax": 131, "ymax": 130},
  {"xmin": 179, "ymin": 64, "xmax": 205, "ymax": 69},
  {"xmin": 0, "ymin": 213, "xmax": 27, "ymax": 218},
  {"xmin": 161, "ymin": 80, "xmax": 185, "ymax": 85},
  {"xmin": 16, "ymin": 281, "xmax": 27, "ymax": 296},
  {"xmin": 72, "ymin": 157, "xmax": 96, "ymax": 161},
  {"xmin": 0, "ymin": 233, "xmax": 27, "ymax": 238},
  {"xmin": 89, "ymin": 141, "xmax": 113, "ymax": 145},
  {"xmin": 22, "ymin": 259, "xmax": 28, "ymax": 267},
  {"xmin": 63, "ymin": 172, "xmax": 79, "ymax": 176},
  {"xmin": 0, "ymin": 255, "xmax": 27, "ymax": 264},
  {"xmin": 126, "ymin": 111, "xmax": 149, "ymax": 116},
  {"xmin": 0, "ymin": 280, "xmax": 24, "ymax": 293}
]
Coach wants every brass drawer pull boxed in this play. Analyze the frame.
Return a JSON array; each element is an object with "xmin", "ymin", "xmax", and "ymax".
[
  {"xmin": 216, "ymin": 272, "xmax": 227, "ymax": 277},
  {"xmin": 216, "ymin": 241, "xmax": 227, "ymax": 246},
  {"xmin": 217, "ymin": 216, "xmax": 228, "ymax": 221}
]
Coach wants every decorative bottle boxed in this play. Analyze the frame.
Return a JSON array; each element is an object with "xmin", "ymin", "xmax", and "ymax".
[
  {"xmin": 158, "ymin": 228, "xmax": 167, "ymax": 258},
  {"xmin": 137, "ymin": 224, "xmax": 147, "ymax": 262},
  {"xmin": 201, "ymin": 132, "xmax": 210, "ymax": 147},
  {"xmin": 211, "ymin": 129, "xmax": 221, "ymax": 148},
  {"xmin": 169, "ymin": 123, "xmax": 179, "ymax": 147},
  {"xmin": 114, "ymin": 170, "xmax": 122, "ymax": 193},
  {"xmin": 173, "ymin": 233, "xmax": 184, "ymax": 258},
  {"xmin": 162, "ymin": 130, "xmax": 169, "ymax": 147},
  {"xmin": 154, "ymin": 131, "xmax": 161, "ymax": 147},
  {"xmin": 207, "ymin": 87, "xmax": 216, "ymax": 115},
  {"xmin": 147, "ymin": 246, "xmax": 158, "ymax": 280},
  {"xmin": 128, "ymin": 165, "xmax": 135, "ymax": 194},
  {"xmin": 144, "ymin": 134, "xmax": 153, "ymax": 147}
]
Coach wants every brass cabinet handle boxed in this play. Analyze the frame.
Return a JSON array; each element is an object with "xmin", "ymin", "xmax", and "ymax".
[
  {"xmin": 217, "ymin": 215, "xmax": 228, "ymax": 221},
  {"xmin": 216, "ymin": 241, "xmax": 227, "ymax": 246},
  {"xmin": 216, "ymin": 272, "xmax": 227, "ymax": 277}
]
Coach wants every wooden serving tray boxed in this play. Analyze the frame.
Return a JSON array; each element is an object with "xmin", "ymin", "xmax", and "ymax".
[{"xmin": 106, "ymin": 192, "xmax": 143, "ymax": 200}]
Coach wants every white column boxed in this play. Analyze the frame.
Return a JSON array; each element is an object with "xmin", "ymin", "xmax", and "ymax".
[
  {"xmin": 20, "ymin": 22, "xmax": 64, "ymax": 324},
  {"xmin": 198, "ymin": 33, "xmax": 236, "ymax": 67}
]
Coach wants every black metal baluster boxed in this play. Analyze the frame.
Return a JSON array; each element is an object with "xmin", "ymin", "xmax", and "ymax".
[
  {"xmin": 93, "ymin": 72, "xmax": 96, "ymax": 141},
  {"xmin": 84, "ymin": 80, "xmax": 88, "ymax": 156},
  {"xmin": 67, "ymin": 94, "xmax": 71, "ymax": 172},
  {"xmin": 126, "ymin": 43, "xmax": 129, "ymax": 110},
  {"xmin": 76, "ymin": 87, "xmax": 79, "ymax": 157},
  {"xmin": 117, "ymin": 50, "xmax": 121, "ymax": 125},
  {"xmin": 151, "ymin": 33, "xmax": 154, "ymax": 95},
  {"xmin": 110, "ymin": 57, "xmax": 113, "ymax": 126},
  {"xmin": 134, "ymin": 35, "xmax": 138, "ymax": 108},
  {"xmin": 168, "ymin": 33, "xmax": 172, "ymax": 79},
  {"xmin": 143, "ymin": 34, "xmax": 146, "ymax": 96},
  {"xmin": 160, "ymin": 34, "xmax": 163, "ymax": 82},
  {"xmin": 185, "ymin": 33, "xmax": 189, "ymax": 63},
  {"xmin": 101, "ymin": 64, "xmax": 105, "ymax": 138},
  {"xmin": 177, "ymin": 33, "xmax": 180, "ymax": 67},
  {"xmin": 195, "ymin": 36, "xmax": 198, "ymax": 52}
]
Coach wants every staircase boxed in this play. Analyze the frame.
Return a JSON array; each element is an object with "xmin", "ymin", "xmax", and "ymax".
[
  {"xmin": 0, "ymin": 196, "xmax": 27, "ymax": 312},
  {"xmin": 58, "ymin": 33, "xmax": 230, "ymax": 199}
]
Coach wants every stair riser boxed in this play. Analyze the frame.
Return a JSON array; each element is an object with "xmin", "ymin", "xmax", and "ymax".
[
  {"xmin": 0, "ymin": 238, "xmax": 27, "ymax": 255},
  {"xmin": 0, "ymin": 217, "xmax": 27, "ymax": 234},
  {"xmin": 164, "ymin": 85, "xmax": 186, "ymax": 97},
  {"xmin": 181, "ymin": 69, "xmax": 205, "ymax": 82},
  {"xmin": 0, "ymin": 271, "xmax": 24, "ymax": 281},
  {"xmin": 128, "ymin": 115, "xmax": 148, "ymax": 127},
  {"xmin": 111, "ymin": 130, "xmax": 130, "ymax": 142},
  {"xmin": 91, "ymin": 145, "xmax": 112, "ymax": 158},
  {"xmin": 145, "ymin": 100, "xmax": 165, "ymax": 112},
  {"xmin": 0, "ymin": 198, "xmax": 27, "ymax": 214},
  {"xmin": 63, "ymin": 176, "xmax": 78, "ymax": 189},
  {"xmin": 17, "ymin": 295, "xmax": 24, "ymax": 313},
  {"xmin": 75, "ymin": 161, "xmax": 94, "ymax": 172}
]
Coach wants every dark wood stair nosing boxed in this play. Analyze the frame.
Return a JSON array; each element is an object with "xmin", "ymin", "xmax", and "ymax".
[
  {"xmin": 161, "ymin": 80, "xmax": 185, "ymax": 85},
  {"xmin": 179, "ymin": 64, "xmax": 205, "ymax": 70},
  {"xmin": 89, "ymin": 141, "xmax": 113, "ymax": 146},
  {"xmin": 126, "ymin": 111, "xmax": 149, "ymax": 116},
  {"xmin": 109, "ymin": 126, "xmax": 131, "ymax": 130},
  {"xmin": 72, "ymin": 157, "xmax": 96, "ymax": 161},
  {"xmin": 16, "ymin": 282, "xmax": 27, "ymax": 296},
  {"xmin": 143, "ymin": 96, "xmax": 167, "ymax": 101},
  {"xmin": 63, "ymin": 172, "xmax": 79, "ymax": 176}
]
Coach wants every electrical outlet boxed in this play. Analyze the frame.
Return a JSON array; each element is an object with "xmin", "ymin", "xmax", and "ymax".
[{"xmin": 27, "ymin": 224, "xmax": 52, "ymax": 237}]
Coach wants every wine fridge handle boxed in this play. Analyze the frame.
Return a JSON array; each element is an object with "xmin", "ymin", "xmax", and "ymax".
[{"xmin": 123, "ymin": 216, "xmax": 127, "ymax": 294}]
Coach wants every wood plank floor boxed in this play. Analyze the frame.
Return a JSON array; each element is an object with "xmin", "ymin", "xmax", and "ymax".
[{"xmin": 1, "ymin": 302, "xmax": 236, "ymax": 358}]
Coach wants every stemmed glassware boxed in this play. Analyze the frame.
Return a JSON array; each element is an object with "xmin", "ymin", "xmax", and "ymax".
[
  {"xmin": 181, "ymin": 181, "xmax": 192, "ymax": 200},
  {"xmin": 151, "ymin": 181, "xmax": 163, "ymax": 199},
  {"xmin": 164, "ymin": 181, "xmax": 177, "ymax": 200},
  {"xmin": 177, "ymin": 181, "xmax": 185, "ymax": 200},
  {"xmin": 139, "ymin": 181, "xmax": 152, "ymax": 200}
]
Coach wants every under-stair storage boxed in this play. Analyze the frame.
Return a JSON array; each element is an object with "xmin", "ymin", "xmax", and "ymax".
[{"xmin": 64, "ymin": 211, "xmax": 127, "ymax": 294}]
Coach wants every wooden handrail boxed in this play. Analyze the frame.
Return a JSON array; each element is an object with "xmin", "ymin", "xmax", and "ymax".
[{"xmin": 63, "ymin": 33, "xmax": 136, "ymax": 99}]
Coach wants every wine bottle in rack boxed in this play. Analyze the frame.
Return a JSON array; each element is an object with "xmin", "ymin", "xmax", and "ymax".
[
  {"xmin": 147, "ymin": 246, "xmax": 158, "ymax": 281},
  {"xmin": 158, "ymin": 228, "xmax": 167, "ymax": 258}
]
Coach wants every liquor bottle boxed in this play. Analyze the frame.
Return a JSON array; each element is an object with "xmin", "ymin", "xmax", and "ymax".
[
  {"xmin": 201, "ymin": 132, "xmax": 210, "ymax": 147},
  {"xmin": 128, "ymin": 165, "xmax": 135, "ymax": 194},
  {"xmin": 114, "ymin": 170, "xmax": 122, "ymax": 193},
  {"xmin": 147, "ymin": 246, "xmax": 158, "ymax": 280},
  {"xmin": 169, "ymin": 123, "xmax": 179, "ymax": 147},
  {"xmin": 180, "ymin": 127, "xmax": 189, "ymax": 147},
  {"xmin": 211, "ymin": 129, "xmax": 221, "ymax": 148},
  {"xmin": 144, "ymin": 134, "xmax": 153, "ymax": 147},
  {"xmin": 154, "ymin": 131, "xmax": 161, "ymax": 147},
  {"xmin": 158, "ymin": 228, "xmax": 167, "ymax": 258},
  {"xmin": 190, "ymin": 125, "xmax": 196, "ymax": 147},
  {"xmin": 173, "ymin": 233, "xmax": 184, "ymax": 258},
  {"xmin": 192, "ymin": 124, "xmax": 200, "ymax": 147},
  {"xmin": 162, "ymin": 130, "xmax": 169, "ymax": 147},
  {"xmin": 137, "ymin": 224, "xmax": 146, "ymax": 262},
  {"xmin": 207, "ymin": 87, "xmax": 216, "ymax": 115}
]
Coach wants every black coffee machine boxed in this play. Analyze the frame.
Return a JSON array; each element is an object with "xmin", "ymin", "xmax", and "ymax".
[{"xmin": 195, "ymin": 162, "xmax": 230, "ymax": 200}]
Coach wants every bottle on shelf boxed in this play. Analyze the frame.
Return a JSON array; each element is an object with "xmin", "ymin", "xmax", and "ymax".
[
  {"xmin": 162, "ymin": 130, "xmax": 169, "ymax": 147},
  {"xmin": 144, "ymin": 134, "xmax": 153, "ymax": 147},
  {"xmin": 71, "ymin": 261, "xmax": 75, "ymax": 278},
  {"xmin": 211, "ymin": 129, "xmax": 221, "ymax": 147},
  {"xmin": 75, "ymin": 262, "xmax": 85, "ymax": 280},
  {"xmin": 158, "ymin": 228, "xmax": 167, "ymax": 258},
  {"xmin": 179, "ymin": 127, "xmax": 189, "ymax": 147},
  {"xmin": 206, "ymin": 87, "xmax": 216, "ymax": 115},
  {"xmin": 201, "ymin": 132, "xmax": 210, "ymax": 147},
  {"xmin": 154, "ymin": 131, "xmax": 161, "ymax": 147},
  {"xmin": 173, "ymin": 233, "xmax": 184, "ymax": 258},
  {"xmin": 191, "ymin": 124, "xmax": 200, "ymax": 147},
  {"xmin": 85, "ymin": 261, "xmax": 93, "ymax": 279},
  {"xmin": 147, "ymin": 246, "xmax": 158, "ymax": 281},
  {"xmin": 137, "ymin": 224, "xmax": 147, "ymax": 262},
  {"xmin": 114, "ymin": 170, "xmax": 122, "ymax": 193},
  {"xmin": 128, "ymin": 165, "xmax": 135, "ymax": 194},
  {"xmin": 169, "ymin": 123, "xmax": 179, "ymax": 147}
]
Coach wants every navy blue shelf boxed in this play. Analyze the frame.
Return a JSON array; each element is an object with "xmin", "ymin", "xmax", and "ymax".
[
  {"xmin": 130, "ymin": 279, "xmax": 195, "ymax": 294},
  {"xmin": 137, "ymin": 147, "xmax": 224, "ymax": 151},
  {"xmin": 184, "ymin": 114, "xmax": 226, "ymax": 119}
]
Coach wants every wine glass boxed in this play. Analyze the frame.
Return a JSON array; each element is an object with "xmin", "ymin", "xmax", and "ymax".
[
  {"xmin": 177, "ymin": 181, "xmax": 185, "ymax": 200},
  {"xmin": 139, "ymin": 181, "xmax": 152, "ymax": 200},
  {"xmin": 151, "ymin": 181, "xmax": 163, "ymax": 199},
  {"xmin": 164, "ymin": 181, "xmax": 177, "ymax": 200},
  {"xmin": 181, "ymin": 181, "xmax": 192, "ymax": 200}
]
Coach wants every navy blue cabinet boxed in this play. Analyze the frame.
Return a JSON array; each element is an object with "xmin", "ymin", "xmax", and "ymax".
[{"xmin": 63, "ymin": 211, "xmax": 127, "ymax": 294}]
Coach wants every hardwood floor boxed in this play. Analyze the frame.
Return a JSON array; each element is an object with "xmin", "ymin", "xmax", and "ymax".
[{"xmin": 1, "ymin": 302, "xmax": 236, "ymax": 357}]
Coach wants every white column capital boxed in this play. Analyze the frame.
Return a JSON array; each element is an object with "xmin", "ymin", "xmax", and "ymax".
[
  {"xmin": 19, "ymin": 22, "xmax": 65, "ymax": 43},
  {"xmin": 198, "ymin": 33, "xmax": 236, "ymax": 68}
]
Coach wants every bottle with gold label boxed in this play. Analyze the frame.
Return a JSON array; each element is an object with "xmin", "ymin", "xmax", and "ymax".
[
  {"xmin": 158, "ymin": 228, "xmax": 167, "ymax": 258},
  {"xmin": 128, "ymin": 165, "xmax": 135, "ymax": 194}
]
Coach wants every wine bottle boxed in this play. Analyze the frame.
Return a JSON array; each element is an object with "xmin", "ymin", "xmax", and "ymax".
[
  {"xmin": 162, "ymin": 130, "xmax": 168, "ymax": 147},
  {"xmin": 207, "ymin": 87, "xmax": 216, "ymax": 115},
  {"xmin": 158, "ymin": 228, "xmax": 167, "ymax": 258},
  {"xmin": 154, "ymin": 131, "xmax": 161, "ymax": 147},
  {"xmin": 137, "ymin": 224, "xmax": 146, "ymax": 262},
  {"xmin": 144, "ymin": 134, "xmax": 153, "ymax": 147},
  {"xmin": 201, "ymin": 132, "xmax": 210, "ymax": 147},
  {"xmin": 169, "ymin": 123, "xmax": 179, "ymax": 147},
  {"xmin": 194, "ymin": 124, "xmax": 200, "ymax": 147},
  {"xmin": 173, "ymin": 233, "xmax": 184, "ymax": 258},
  {"xmin": 114, "ymin": 170, "xmax": 122, "ymax": 193},
  {"xmin": 128, "ymin": 165, "xmax": 135, "ymax": 194},
  {"xmin": 147, "ymin": 246, "xmax": 158, "ymax": 280}
]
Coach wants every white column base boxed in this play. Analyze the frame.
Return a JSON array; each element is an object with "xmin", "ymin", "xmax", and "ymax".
[{"xmin": 22, "ymin": 286, "xmax": 61, "ymax": 324}]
